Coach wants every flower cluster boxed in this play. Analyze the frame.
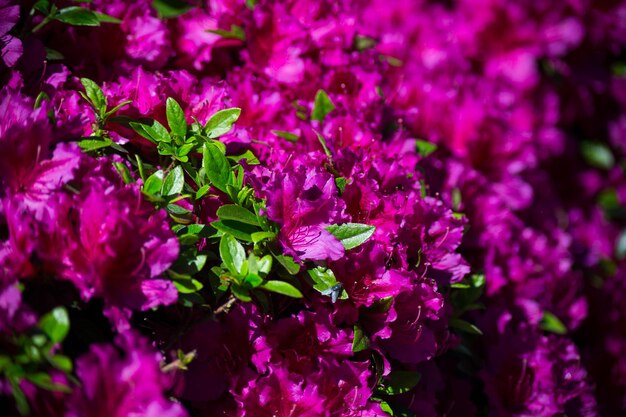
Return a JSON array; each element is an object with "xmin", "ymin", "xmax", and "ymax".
[{"xmin": 0, "ymin": 0, "xmax": 625, "ymax": 415}]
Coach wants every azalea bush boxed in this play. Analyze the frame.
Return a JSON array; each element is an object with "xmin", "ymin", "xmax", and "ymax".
[{"xmin": 1, "ymin": 0, "xmax": 626, "ymax": 416}]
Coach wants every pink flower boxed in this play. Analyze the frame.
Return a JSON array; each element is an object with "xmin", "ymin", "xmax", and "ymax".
[
  {"xmin": 47, "ymin": 163, "xmax": 178, "ymax": 316},
  {"xmin": 252, "ymin": 308, "xmax": 353, "ymax": 374},
  {"xmin": 263, "ymin": 164, "xmax": 346, "ymax": 261},
  {"xmin": 66, "ymin": 331, "xmax": 187, "ymax": 417},
  {"xmin": 0, "ymin": 92, "xmax": 81, "ymax": 220}
]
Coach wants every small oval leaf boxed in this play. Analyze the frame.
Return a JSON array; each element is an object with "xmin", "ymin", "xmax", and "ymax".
[
  {"xmin": 166, "ymin": 97, "xmax": 187, "ymax": 139},
  {"xmin": 80, "ymin": 78, "xmax": 107, "ymax": 115},
  {"xmin": 325, "ymin": 223, "xmax": 376, "ymax": 250},
  {"xmin": 39, "ymin": 307, "xmax": 70, "ymax": 343},
  {"xmin": 261, "ymin": 280, "xmax": 303, "ymax": 298},
  {"xmin": 217, "ymin": 204, "xmax": 260, "ymax": 226},
  {"xmin": 143, "ymin": 170, "xmax": 164, "ymax": 195},
  {"xmin": 220, "ymin": 234, "xmax": 246, "ymax": 276},
  {"xmin": 311, "ymin": 89, "xmax": 335, "ymax": 122},
  {"xmin": 205, "ymin": 108, "xmax": 241, "ymax": 138},
  {"xmin": 55, "ymin": 7, "xmax": 100, "ymax": 27},
  {"xmin": 203, "ymin": 143, "xmax": 230, "ymax": 192},
  {"xmin": 162, "ymin": 166, "xmax": 185, "ymax": 196}
]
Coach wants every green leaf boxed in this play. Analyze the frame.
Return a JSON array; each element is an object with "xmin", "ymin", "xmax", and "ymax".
[
  {"xmin": 416, "ymin": 139, "xmax": 437, "ymax": 157},
  {"xmin": 251, "ymin": 231, "xmax": 276, "ymax": 243},
  {"xmin": 236, "ymin": 186, "xmax": 254, "ymax": 204},
  {"xmin": 9, "ymin": 376, "xmax": 29, "ymax": 415},
  {"xmin": 258, "ymin": 255, "xmax": 273, "ymax": 275},
  {"xmin": 231, "ymin": 284, "xmax": 252, "ymax": 302},
  {"xmin": 325, "ymin": 223, "xmax": 376, "ymax": 250},
  {"xmin": 34, "ymin": 0, "xmax": 50, "ymax": 14},
  {"xmin": 352, "ymin": 323, "xmax": 370, "ymax": 352},
  {"xmin": 203, "ymin": 143, "xmax": 231, "ymax": 192},
  {"xmin": 471, "ymin": 273, "xmax": 485, "ymax": 288},
  {"xmin": 381, "ymin": 55, "xmax": 403, "ymax": 67},
  {"xmin": 45, "ymin": 47, "xmax": 64, "ymax": 61},
  {"xmin": 195, "ymin": 184, "xmax": 210, "ymax": 200},
  {"xmin": 273, "ymin": 254, "xmax": 300, "ymax": 275},
  {"xmin": 450, "ymin": 274, "xmax": 485, "ymax": 316},
  {"xmin": 48, "ymin": 355, "xmax": 73, "ymax": 373},
  {"xmin": 152, "ymin": 0, "xmax": 193, "ymax": 18},
  {"xmin": 261, "ymin": 280, "xmax": 303, "ymax": 298},
  {"xmin": 313, "ymin": 129, "xmax": 333, "ymax": 160},
  {"xmin": 80, "ymin": 78, "xmax": 107, "ymax": 115},
  {"xmin": 78, "ymin": 137, "xmax": 113, "ymax": 152},
  {"xmin": 174, "ymin": 278, "xmax": 204, "ymax": 294},
  {"xmin": 25, "ymin": 373, "xmax": 71, "ymax": 393},
  {"xmin": 54, "ymin": 7, "xmax": 100, "ymax": 26},
  {"xmin": 207, "ymin": 25, "xmax": 245, "ymax": 41},
  {"xmin": 104, "ymin": 100, "xmax": 132, "ymax": 118},
  {"xmin": 94, "ymin": 11, "xmax": 122, "ymax": 24},
  {"xmin": 113, "ymin": 162, "xmax": 133, "ymax": 184},
  {"xmin": 311, "ymin": 89, "xmax": 335, "ymax": 122},
  {"xmin": 220, "ymin": 234, "xmax": 246, "ymax": 276},
  {"xmin": 179, "ymin": 234, "xmax": 199, "ymax": 246},
  {"xmin": 34, "ymin": 91, "xmax": 49, "ymax": 109},
  {"xmin": 211, "ymin": 220, "xmax": 257, "ymax": 242},
  {"xmin": 335, "ymin": 177, "xmax": 348, "ymax": 193},
  {"xmin": 272, "ymin": 130, "xmax": 299, "ymax": 142},
  {"xmin": 176, "ymin": 143, "xmax": 194, "ymax": 160},
  {"xmin": 39, "ymin": 307, "xmax": 69, "ymax": 343},
  {"xmin": 206, "ymin": 139, "xmax": 227, "ymax": 153},
  {"xmin": 243, "ymin": 273, "xmax": 263, "ymax": 288},
  {"xmin": 378, "ymin": 371, "xmax": 421, "ymax": 396},
  {"xmin": 308, "ymin": 267, "xmax": 348, "ymax": 300},
  {"xmin": 378, "ymin": 400, "xmax": 419, "ymax": 417},
  {"xmin": 143, "ymin": 170, "xmax": 164, "ymax": 195},
  {"xmin": 581, "ymin": 141, "xmax": 614, "ymax": 170},
  {"xmin": 379, "ymin": 401, "xmax": 393, "ymax": 416},
  {"xmin": 354, "ymin": 34, "xmax": 376, "ymax": 51},
  {"xmin": 166, "ymin": 97, "xmax": 187, "ymax": 139},
  {"xmin": 167, "ymin": 204, "xmax": 191, "ymax": 215},
  {"xmin": 540, "ymin": 311, "xmax": 567, "ymax": 335},
  {"xmin": 228, "ymin": 149, "xmax": 260, "ymax": 165},
  {"xmin": 130, "ymin": 120, "xmax": 171, "ymax": 144},
  {"xmin": 451, "ymin": 188, "xmax": 462, "ymax": 211},
  {"xmin": 134, "ymin": 154, "xmax": 146, "ymax": 181},
  {"xmin": 450, "ymin": 318, "xmax": 483, "ymax": 335},
  {"xmin": 217, "ymin": 204, "xmax": 260, "ymax": 226},
  {"xmin": 162, "ymin": 166, "xmax": 185, "ymax": 197},
  {"xmin": 205, "ymin": 108, "xmax": 241, "ymax": 138}
]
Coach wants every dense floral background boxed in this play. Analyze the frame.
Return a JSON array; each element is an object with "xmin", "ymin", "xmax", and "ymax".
[{"xmin": 1, "ymin": 0, "xmax": 626, "ymax": 416}]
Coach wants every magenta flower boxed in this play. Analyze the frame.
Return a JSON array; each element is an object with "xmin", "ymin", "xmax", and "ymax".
[
  {"xmin": 0, "ymin": 284, "xmax": 36, "ymax": 335},
  {"xmin": 66, "ymin": 331, "xmax": 187, "ymax": 417},
  {"xmin": 0, "ymin": 0, "xmax": 21, "ymax": 67},
  {"xmin": 235, "ymin": 365, "xmax": 325, "ymax": 417},
  {"xmin": 480, "ymin": 302, "xmax": 598, "ymax": 417},
  {"xmin": 311, "ymin": 359, "xmax": 381, "ymax": 417},
  {"xmin": 48, "ymin": 167, "xmax": 178, "ymax": 317},
  {"xmin": 264, "ymin": 164, "xmax": 346, "ymax": 261},
  {"xmin": 0, "ymin": 92, "xmax": 81, "ymax": 220},
  {"xmin": 173, "ymin": 303, "xmax": 258, "ymax": 402},
  {"xmin": 377, "ymin": 281, "xmax": 445, "ymax": 364},
  {"xmin": 330, "ymin": 244, "xmax": 412, "ymax": 307},
  {"xmin": 252, "ymin": 308, "xmax": 353, "ymax": 374}
]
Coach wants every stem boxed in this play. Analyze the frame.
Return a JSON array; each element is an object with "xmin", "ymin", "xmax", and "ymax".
[
  {"xmin": 33, "ymin": 5, "xmax": 58, "ymax": 34},
  {"xmin": 213, "ymin": 296, "xmax": 236, "ymax": 315},
  {"xmin": 31, "ymin": 16, "xmax": 51, "ymax": 33}
]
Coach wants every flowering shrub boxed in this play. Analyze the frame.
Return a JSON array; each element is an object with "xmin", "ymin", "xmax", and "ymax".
[{"xmin": 1, "ymin": 0, "xmax": 625, "ymax": 416}]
